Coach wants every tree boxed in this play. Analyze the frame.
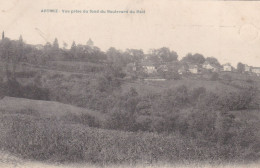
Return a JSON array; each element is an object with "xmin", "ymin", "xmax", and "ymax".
[
  {"xmin": 53, "ymin": 38, "xmax": 59, "ymax": 49},
  {"xmin": 206, "ymin": 57, "xmax": 221, "ymax": 67},
  {"xmin": 63, "ymin": 42, "xmax": 68, "ymax": 49},
  {"xmin": 0, "ymin": 38, "xmax": 14, "ymax": 79},
  {"xmin": 149, "ymin": 47, "xmax": 178, "ymax": 64},
  {"xmin": 70, "ymin": 41, "xmax": 77, "ymax": 59},
  {"xmin": 181, "ymin": 53, "xmax": 205, "ymax": 65},
  {"xmin": 157, "ymin": 47, "xmax": 178, "ymax": 62},
  {"xmin": 43, "ymin": 42, "xmax": 52, "ymax": 61},
  {"xmin": 0, "ymin": 36, "xmax": 24, "ymax": 80},
  {"xmin": 13, "ymin": 35, "xmax": 25, "ymax": 74},
  {"xmin": 106, "ymin": 47, "xmax": 126, "ymax": 67},
  {"xmin": 237, "ymin": 62, "xmax": 245, "ymax": 73},
  {"xmin": 125, "ymin": 49, "xmax": 144, "ymax": 63}
]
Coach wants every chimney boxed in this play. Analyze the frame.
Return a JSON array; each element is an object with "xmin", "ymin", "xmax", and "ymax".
[{"xmin": 2, "ymin": 31, "xmax": 4, "ymax": 40}]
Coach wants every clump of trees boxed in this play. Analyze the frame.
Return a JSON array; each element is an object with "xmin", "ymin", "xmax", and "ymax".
[{"xmin": 0, "ymin": 36, "xmax": 25, "ymax": 80}]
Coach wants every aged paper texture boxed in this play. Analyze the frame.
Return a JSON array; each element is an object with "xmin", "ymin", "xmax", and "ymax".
[{"xmin": 0, "ymin": 0, "xmax": 259, "ymax": 167}]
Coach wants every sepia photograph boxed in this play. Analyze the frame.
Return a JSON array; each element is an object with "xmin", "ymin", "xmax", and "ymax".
[{"xmin": 0, "ymin": 0, "xmax": 259, "ymax": 167}]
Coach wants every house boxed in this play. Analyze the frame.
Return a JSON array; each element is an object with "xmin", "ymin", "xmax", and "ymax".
[
  {"xmin": 126, "ymin": 62, "xmax": 137, "ymax": 73},
  {"xmin": 202, "ymin": 62, "xmax": 219, "ymax": 72},
  {"xmin": 244, "ymin": 64, "xmax": 251, "ymax": 72},
  {"xmin": 188, "ymin": 65, "xmax": 198, "ymax": 74},
  {"xmin": 34, "ymin": 44, "xmax": 44, "ymax": 50},
  {"xmin": 178, "ymin": 66, "xmax": 186, "ymax": 75},
  {"xmin": 222, "ymin": 63, "xmax": 233, "ymax": 72},
  {"xmin": 141, "ymin": 60, "xmax": 156, "ymax": 74},
  {"xmin": 157, "ymin": 64, "xmax": 168, "ymax": 72},
  {"xmin": 251, "ymin": 67, "xmax": 260, "ymax": 76}
]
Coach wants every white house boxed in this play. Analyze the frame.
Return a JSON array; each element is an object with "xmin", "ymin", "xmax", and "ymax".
[
  {"xmin": 178, "ymin": 66, "xmax": 187, "ymax": 75},
  {"xmin": 157, "ymin": 64, "xmax": 168, "ymax": 72},
  {"xmin": 252, "ymin": 67, "xmax": 260, "ymax": 76},
  {"xmin": 141, "ymin": 61, "xmax": 156, "ymax": 74},
  {"xmin": 222, "ymin": 63, "xmax": 232, "ymax": 72},
  {"xmin": 34, "ymin": 44, "xmax": 44, "ymax": 50},
  {"xmin": 244, "ymin": 64, "xmax": 251, "ymax": 72},
  {"xmin": 188, "ymin": 65, "xmax": 198, "ymax": 74},
  {"xmin": 202, "ymin": 62, "xmax": 219, "ymax": 72}
]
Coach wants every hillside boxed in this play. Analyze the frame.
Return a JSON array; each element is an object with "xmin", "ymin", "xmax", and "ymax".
[{"xmin": 0, "ymin": 96, "xmax": 106, "ymax": 123}]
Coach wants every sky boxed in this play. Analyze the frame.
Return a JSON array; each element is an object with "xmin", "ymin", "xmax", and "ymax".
[{"xmin": 0, "ymin": 0, "xmax": 260, "ymax": 67}]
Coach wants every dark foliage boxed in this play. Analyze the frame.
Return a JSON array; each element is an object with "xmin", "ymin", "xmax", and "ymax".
[{"xmin": 1, "ymin": 79, "xmax": 50, "ymax": 100}]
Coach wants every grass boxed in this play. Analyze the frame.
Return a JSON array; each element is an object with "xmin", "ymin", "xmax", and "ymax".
[
  {"xmin": 0, "ymin": 111, "xmax": 258, "ymax": 164},
  {"xmin": 0, "ymin": 96, "xmax": 106, "ymax": 122}
]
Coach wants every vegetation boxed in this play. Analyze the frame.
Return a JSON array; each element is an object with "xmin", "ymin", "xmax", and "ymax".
[{"xmin": 0, "ymin": 35, "xmax": 259, "ymax": 165}]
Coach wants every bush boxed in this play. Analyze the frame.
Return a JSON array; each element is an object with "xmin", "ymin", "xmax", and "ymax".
[
  {"xmin": 61, "ymin": 113, "xmax": 100, "ymax": 128},
  {"xmin": 210, "ymin": 72, "xmax": 219, "ymax": 81},
  {"xmin": 222, "ymin": 74, "xmax": 232, "ymax": 82},
  {"xmin": 2, "ymin": 79, "xmax": 50, "ymax": 100},
  {"xmin": 217, "ymin": 87, "xmax": 258, "ymax": 111},
  {"xmin": 14, "ymin": 71, "xmax": 37, "ymax": 78}
]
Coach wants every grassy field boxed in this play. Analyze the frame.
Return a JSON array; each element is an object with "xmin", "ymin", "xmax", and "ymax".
[{"xmin": 0, "ymin": 96, "xmax": 106, "ymax": 122}]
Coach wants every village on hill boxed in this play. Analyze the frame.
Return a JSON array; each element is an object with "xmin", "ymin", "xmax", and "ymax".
[
  {"xmin": 126, "ymin": 53, "xmax": 260, "ymax": 81},
  {"xmin": 0, "ymin": 31, "xmax": 259, "ymax": 84}
]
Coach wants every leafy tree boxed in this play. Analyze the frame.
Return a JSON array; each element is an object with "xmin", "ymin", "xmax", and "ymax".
[
  {"xmin": 106, "ymin": 47, "xmax": 127, "ymax": 67},
  {"xmin": 125, "ymin": 49, "xmax": 144, "ymax": 63},
  {"xmin": 206, "ymin": 57, "xmax": 221, "ymax": 67},
  {"xmin": 149, "ymin": 47, "xmax": 178, "ymax": 64},
  {"xmin": 237, "ymin": 62, "xmax": 245, "ymax": 73},
  {"xmin": 63, "ymin": 42, "xmax": 68, "ymax": 49},
  {"xmin": 181, "ymin": 53, "xmax": 205, "ymax": 65},
  {"xmin": 0, "ymin": 37, "xmax": 24, "ymax": 79},
  {"xmin": 70, "ymin": 41, "xmax": 77, "ymax": 59},
  {"xmin": 43, "ymin": 42, "xmax": 52, "ymax": 61},
  {"xmin": 14, "ymin": 35, "xmax": 25, "ymax": 74}
]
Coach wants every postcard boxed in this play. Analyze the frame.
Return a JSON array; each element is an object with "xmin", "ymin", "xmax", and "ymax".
[{"xmin": 0, "ymin": 0, "xmax": 259, "ymax": 167}]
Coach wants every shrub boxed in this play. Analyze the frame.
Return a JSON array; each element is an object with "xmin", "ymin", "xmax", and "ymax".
[
  {"xmin": 222, "ymin": 74, "xmax": 232, "ymax": 82},
  {"xmin": 2, "ymin": 79, "xmax": 50, "ymax": 100},
  {"xmin": 61, "ymin": 113, "xmax": 100, "ymax": 128},
  {"xmin": 217, "ymin": 87, "xmax": 258, "ymax": 111},
  {"xmin": 105, "ymin": 110, "xmax": 138, "ymax": 132},
  {"xmin": 14, "ymin": 71, "xmax": 37, "ymax": 78},
  {"xmin": 210, "ymin": 72, "xmax": 219, "ymax": 81}
]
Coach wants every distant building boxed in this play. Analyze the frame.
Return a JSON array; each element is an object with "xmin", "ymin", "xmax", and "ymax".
[
  {"xmin": 87, "ymin": 38, "xmax": 94, "ymax": 47},
  {"xmin": 222, "ymin": 63, "xmax": 232, "ymax": 72},
  {"xmin": 188, "ymin": 64, "xmax": 198, "ymax": 74},
  {"xmin": 126, "ymin": 62, "xmax": 137, "ymax": 73},
  {"xmin": 34, "ymin": 44, "xmax": 44, "ymax": 50},
  {"xmin": 178, "ymin": 66, "xmax": 186, "ymax": 75},
  {"xmin": 157, "ymin": 64, "xmax": 168, "ymax": 72},
  {"xmin": 202, "ymin": 61, "xmax": 219, "ymax": 72},
  {"xmin": 252, "ymin": 67, "xmax": 260, "ymax": 76},
  {"xmin": 141, "ymin": 60, "xmax": 156, "ymax": 74},
  {"xmin": 244, "ymin": 64, "xmax": 252, "ymax": 72}
]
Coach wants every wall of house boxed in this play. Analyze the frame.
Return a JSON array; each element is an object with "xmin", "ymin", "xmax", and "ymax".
[{"xmin": 223, "ymin": 66, "xmax": 232, "ymax": 71}]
